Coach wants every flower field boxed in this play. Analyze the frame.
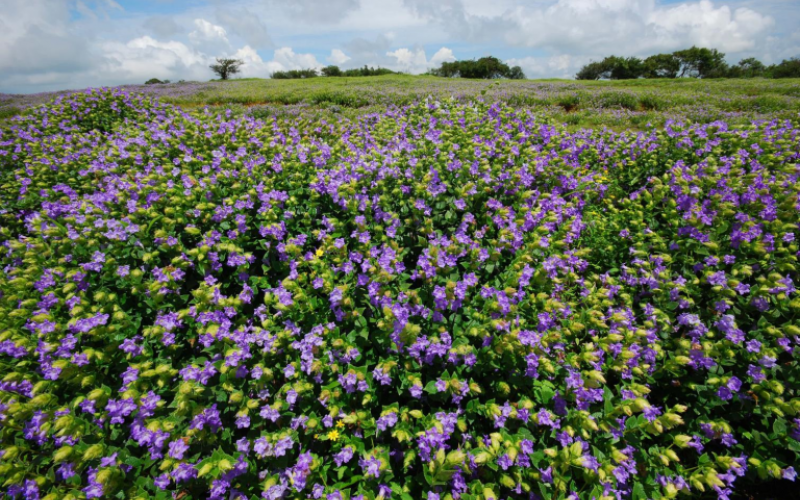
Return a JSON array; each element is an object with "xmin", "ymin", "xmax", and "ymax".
[{"xmin": 0, "ymin": 84, "xmax": 799, "ymax": 500}]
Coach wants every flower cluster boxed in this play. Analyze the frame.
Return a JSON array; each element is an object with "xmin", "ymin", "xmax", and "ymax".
[{"xmin": 0, "ymin": 88, "xmax": 798, "ymax": 500}]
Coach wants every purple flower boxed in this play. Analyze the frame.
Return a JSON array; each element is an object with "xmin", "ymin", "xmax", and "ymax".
[
  {"xmin": 688, "ymin": 435, "xmax": 704, "ymax": 454},
  {"xmin": 168, "ymin": 439, "xmax": 189, "ymax": 459},
  {"xmin": 708, "ymin": 271, "xmax": 727, "ymax": 287},
  {"xmin": 334, "ymin": 446, "xmax": 354, "ymax": 467},
  {"xmin": 190, "ymin": 404, "xmax": 222, "ymax": 432},
  {"xmin": 274, "ymin": 436, "xmax": 294, "ymax": 457},
  {"xmin": 360, "ymin": 454, "xmax": 382, "ymax": 478},
  {"xmin": 57, "ymin": 462, "xmax": 77, "ymax": 481},
  {"xmin": 376, "ymin": 412, "xmax": 398, "ymax": 431},
  {"xmin": 752, "ymin": 296, "xmax": 769, "ymax": 311},
  {"xmin": 154, "ymin": 473, "xmax": 170, "ymax": 489},
  {"xmin": 497, "ymin": 453, "xmax": 513, "ymax": 470},
  {"xmin": 581, "ymin": 454, "xmax": 600, "ymax": 472}
]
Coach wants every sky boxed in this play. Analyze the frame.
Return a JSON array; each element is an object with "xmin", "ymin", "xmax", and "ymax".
[{"xmin": 1, "ymin": 0, "xmax": 798, "ymax": 93}]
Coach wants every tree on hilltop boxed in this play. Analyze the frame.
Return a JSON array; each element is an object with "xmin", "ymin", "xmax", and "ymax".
[{"xmin": 210, "ymin": 58, "xmax": 244, "ymax": 80}]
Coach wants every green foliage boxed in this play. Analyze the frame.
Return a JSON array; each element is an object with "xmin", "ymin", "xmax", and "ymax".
[
  {"xmin": 273, "ymin": 66, "xmax": 397, "ymax": 79},
  {"xmin": 321, "ymin": 65, "xmax": 343, "ymax": 77},
  {"xmin": 642, "ymin": 54, "xmax": 680, "ymax": 79},
  {"xmin": 271, "ymin": 68, "xmax": 320, "ymax": 79},
  {"xmin": 575, "ymin": 61, "xmax": 607, "ymax": 81},
  {"xmin": 341, "ymin": 65, "xmax": 397, "ymax": 77},
  {"xmin": 430, "ymin": 56, "xmax": 525, "ymax": 79},
  {"xmin": 574, "ymin": 46, "xmax": 799, "ymax": 80},
  {"xmin": 673, "ymin": 46, "xmax": 728, "ymax": 78},
  {"xmin": 0, "ymin": 106, "xmax": 21, "ymax": 121},
  {"xmin": 769, "ymin": 57, "xmax": 800, "ymax": 79}
]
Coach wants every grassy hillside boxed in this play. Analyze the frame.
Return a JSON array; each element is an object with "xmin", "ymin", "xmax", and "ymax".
[{"xmin": 2, "ymin": 75, "xmax": 799, "ymax": 130}]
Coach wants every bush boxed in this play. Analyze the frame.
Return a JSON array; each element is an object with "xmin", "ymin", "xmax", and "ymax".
[
  {"xmin": 556, "ymin": 93, "xmax": 581, "ymax": 111},
  {"xmin": 271, "ymin": 69, "xmax": 319, "ymax": 79},
  {"xmin": 598, "ymin": 91, "xmax": 639, "ymax": 109}
]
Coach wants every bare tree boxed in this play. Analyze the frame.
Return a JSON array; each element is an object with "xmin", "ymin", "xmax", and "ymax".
[{"xmin": 210, "ymin": 58, "xmax": 244, "ymax": 80}]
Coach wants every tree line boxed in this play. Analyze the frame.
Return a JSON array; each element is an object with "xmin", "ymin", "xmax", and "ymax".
[
  {"xmin": 270, "ymin": 65, "xmax": 398, "ymax": 79},
  {"xmin": 576, "ymin": 47, "xmax": 800, "ymax": 80},
  {"xmin": 427, "ymin": 56, "xmax": 525, "ymax": 79}
]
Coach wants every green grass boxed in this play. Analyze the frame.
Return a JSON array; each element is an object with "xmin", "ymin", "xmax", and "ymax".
[{"xmin": 3, "ymin": 75, "xmax": 799, "ymax": 130}]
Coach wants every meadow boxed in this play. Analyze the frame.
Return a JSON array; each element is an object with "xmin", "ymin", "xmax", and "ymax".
[
  {"xmin": 0, "ymin": 77, "xmax": 799, "ymax": 500},
  {"xmin": 3, "ymin": 75, "xmax": 800, "ymax": 129}
]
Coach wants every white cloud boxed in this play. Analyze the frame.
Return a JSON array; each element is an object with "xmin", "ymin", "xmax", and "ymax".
[
  {"xmin": 273, "ymin": 47, "xmax": 323, "ymax": 70},
  {"xmin": 386, "ymin": 46, "xmax": 456, "ymax": 73},
  {"xmin": 100, "ymin": 36, "xmax": 211, "ymax": 82},
  {"xmin": 327, "ymin": 49, "xmax": 351, "ymax": 65},
  {"xmin": 406, "ymin": 0, "xmax": 775, "ymax": 56},
  {"xmin": 548, "ymin": 55, "xmax": 572, "ymax": 73},
  {"xmin": 647, "ymin": 0, "xmax": 774, "ymax": 52},
  {"xmin": 189, "ymin": 19, "xmax": 229, "ymax": 46},
  {"xmin": 0, "ymin": 0, "xmax": 91, "ymax": 78},
  {"xmin": 230, "ymin": 45, "xmax": 284, "ymax": 77},
  {"xmin": 430, "ymin": 47, "xmax": 456, "ymax": 65},
  {"xmin": 185, "ymin": 18, "xmax": 232, "ymax": 58},
  {"xmin": 0, "ymin": 0, "xmax": 796, "ymax": 93}
]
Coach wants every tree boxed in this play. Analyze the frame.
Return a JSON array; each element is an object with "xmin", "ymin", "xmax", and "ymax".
[
  {"xmin": 673, "ymin": 47, "xmax": 727, "ymax": 78},
  {"xmin": 429, "ymin": 57, "xmax": 522, "ymax": 80},
  {"xmin": 210, "ymin": 58, "xmax": 244, "ymax": 80},
  {"xmin": 734, "ymin": 57, "xmax": 766, "ymax": 78},
  {"xmin": 643, "ymin": 54, "xmax": 680, "ymax": 78},
  {"xmin": 768, "ymin": 57, "xmax": 800, "ymax": 78},
  {"xmin": 508, "ymin": 66, "xmax": 526, "ymax": 80},
  {"xmin": 575, "ymin": 61, "xmax": 606, "ymax": 80},
  {"xmin": 321, "ymin": 65, "xmax": 342, "ymax": 77},
  {"xmin": 575, "ymin": 56, "xmax": 642, "ymax": 80},
  {"xmin": 603, "ymin": 56, "xmax": 644, "ymax": 80}
]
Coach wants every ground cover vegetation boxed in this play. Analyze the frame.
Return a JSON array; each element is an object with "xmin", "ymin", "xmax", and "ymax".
[
  {"xmin": 0, "ymin": 78, "xmax": 798, "ymax": 500},
  {"xmin": 4, "ymin": 77, "xmax": 800, "ymax": 132}
]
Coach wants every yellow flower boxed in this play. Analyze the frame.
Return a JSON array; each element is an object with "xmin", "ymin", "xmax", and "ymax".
[
  {"xmin": 336, "ymin": 420, "xmax": 345, "ymax": 429},
  {"xmin": 316, "ymin": 248, "xmax": 324, "ymax": 257},
  {"xmin": 326, "ymin": 430, "xmax": 340, "ymax": 441}
]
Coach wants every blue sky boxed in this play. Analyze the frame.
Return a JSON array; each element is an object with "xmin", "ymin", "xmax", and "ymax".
[{"xmin": 1, "ymin": 0, "xmax": 798, "ymax": 93}]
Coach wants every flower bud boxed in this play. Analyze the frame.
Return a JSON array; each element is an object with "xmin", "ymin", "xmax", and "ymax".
[
  {"xmin": 83, "ymin": 444, "xmax": 104, "ymax": 462},
  {"xmin": 53, "ymin": 446, "xmax": 73, "ymax": 463}
]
